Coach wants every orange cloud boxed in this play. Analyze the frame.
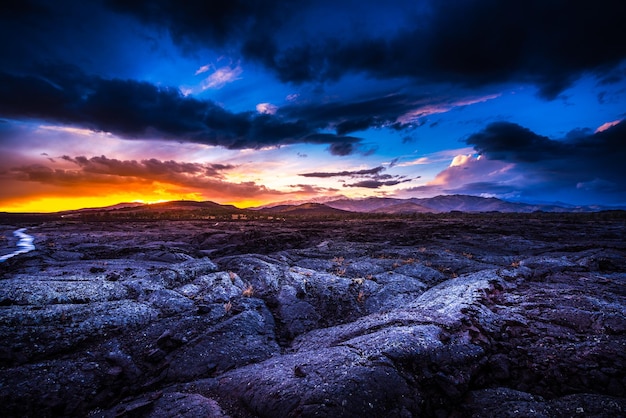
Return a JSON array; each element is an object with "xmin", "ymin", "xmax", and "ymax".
[
  {"xmin": 0, "ymin": 155, "xmax": 294, "ymax": 212},
  {"xmin": 0, "ymin": 151, "xmax": 376, "ymax": 212},
  {"xmin": 595, "ymin": 119, "xmax": 622, "ymax": 133}
]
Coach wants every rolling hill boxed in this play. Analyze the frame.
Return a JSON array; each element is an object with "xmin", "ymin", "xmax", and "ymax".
[{"xmin": 258, "ymin": 202, "xmax": 352, "ymax": 216}]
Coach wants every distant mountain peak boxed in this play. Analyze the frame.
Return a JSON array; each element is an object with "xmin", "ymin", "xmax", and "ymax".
[
  {"xmin": 47, "ymin": 194, "xmax": 626, "ymax": 218},
  {"xmin": 252, "ymin": 195, "xmax": 349, "ymax": 209},
  {"xmin": 259, "ymin": 202, "xmax": 351, "ymax": 216},
  {"xmin": 324, "ymin": 194, "xmax": 617, "ymax": 213}
]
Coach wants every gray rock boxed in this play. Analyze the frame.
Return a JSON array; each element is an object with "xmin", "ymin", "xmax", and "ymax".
[
  {"xmin": 213, "ymin": 346, "xmax": 418, "ymax": 417},
  {"xmin": 1, "ymin": 215, "xmax": 624, "ymax": 417},
  {"xmin": 148, "ymin": 289, "xmax": 195, "ymax": 316},
  {"xmin": 166, "ymin": 301, "xmax": 280, "ymax": 380}
]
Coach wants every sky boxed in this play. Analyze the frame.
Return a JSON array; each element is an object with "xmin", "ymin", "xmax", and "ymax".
[{"xmin": 1, "ymin": 0, "xmax": 625, "ymax": 212}]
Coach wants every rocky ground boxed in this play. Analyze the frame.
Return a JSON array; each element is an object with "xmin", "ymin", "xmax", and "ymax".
[{"xmin": 0, "ymin": 212, "xmax": 625, "ymax": 417}]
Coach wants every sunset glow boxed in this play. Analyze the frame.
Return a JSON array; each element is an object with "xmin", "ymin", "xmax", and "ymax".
[{"xmin": 0, "ymin": 191, "xmax": 202, "ymax": 213}]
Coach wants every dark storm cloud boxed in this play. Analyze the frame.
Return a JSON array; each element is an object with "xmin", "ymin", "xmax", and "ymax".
[
  {"xmin": 60, "ymin": 155, "xmax": 234, "ymax": 178},
  {"xmin": 0, "ymin": 1, "xmax": 160, "ymax": 79},
  {"xmin": 325, "ymin": 142, "xmax": 351, "ymax": 156},
  {"xmin": 273, "ymin": 92, "xmax": 489, "ymax": 139},
  {"xmin": 299, "ymin": 134, "xmax": 363, "ymax": 156},
  {"xmin": 3, "ymin": 0, "xmax": 626, "ymax": 174},
  {"xmin": 343, "ymin": 178, "xmax": 413, "ymax": 189},
  {"xmin": 9, "ymin": 163, "xmax": 135, "ymax": 186},
  {"xmin": 299, "ymin": 166, "xmax": 385, "ymax": 178},
  {"xmin": 465, "ymin": 122, "xmax": 561, "ymax": 163},
  {"xmin": 0, "ymin": 69, "xmax": 361, "ymax": 153},
  {"xmin": 0, "ymin": 1, "xmax": 78, "ymax": 72},
  {"xmin": 7, "ymin": 155, "xmax": 279, "ymax": 197},
  {"xmin": 299, "ymin": 165, "xmax": 416, "ymax": 189},
  {"xmin": 278, "ymin": 94, "xmax": 421, "ymax": 135},
  {"xmin": 413, "ymin": 0, "xmax": 626, "ymax": 98},
  {"xmin": 466, "ymin": 120, "xmax": 626, "ymax": 189},
  {"xmin": 108, "ymin": 0, "xmax": 626, "ymax": 99},
  {"xmin": 105, "ymin": 0, "xmax": 296, "ymax": 50},
  {"xmin": 283, "ymin": 0, "xmax": 626, "ymax": 98}
]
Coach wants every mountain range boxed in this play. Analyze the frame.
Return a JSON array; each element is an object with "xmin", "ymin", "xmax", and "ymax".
[
  {"xmin": 261, "ymin": 195, "xmax": 622, "ymax": 214},
  {"xmin": 2, "ymin": 195, "xmax": 623, "ymax": 220}
]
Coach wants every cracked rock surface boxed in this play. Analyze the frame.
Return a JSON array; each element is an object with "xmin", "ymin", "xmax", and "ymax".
[{"xmin": 0, "ymin": 213, "xmax": 625, "ymax": 417}]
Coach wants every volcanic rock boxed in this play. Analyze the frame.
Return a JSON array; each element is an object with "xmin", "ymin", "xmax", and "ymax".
[{"xmin": 0, "ymin": 212, "xmax": 624, "ymax": 417}]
